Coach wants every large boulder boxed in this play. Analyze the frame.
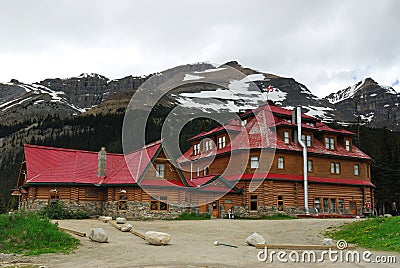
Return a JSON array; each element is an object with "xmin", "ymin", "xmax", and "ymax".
[
  {"xmin": 102, "ymin": 216, "xmax": 112, "ymax": 223},
  {"xmin": 121, "ymin": 223, "xmax": 133, "ymax": 232},
  {"xmin": 89, "ymin": 228, "xmax": 109, "ymax": 243},
  {"xmin": 116, "ymin": 217, "xmax": 127, "ymax": 224},
  {"xmin": 246, "ymin": 232, "xmax": 266, "ymax": 246},
  {"xmin": 144, "ymin": 231, "xmax": 171, "ymax": 246}
]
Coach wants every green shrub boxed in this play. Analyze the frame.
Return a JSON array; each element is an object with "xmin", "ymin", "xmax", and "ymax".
[
  {"xmin": 0, "ymin": 211, "xmax": 79, "ymax": 255},
  {"xmin": 175, "ymin": 212, "xmax": 211, "ymax": 220},
  {"xmin": 39, "ymin": 202, "xmax": 89, "ymax": 220}
]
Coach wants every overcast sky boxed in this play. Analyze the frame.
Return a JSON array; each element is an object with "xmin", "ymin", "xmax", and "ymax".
[{"xmin": 0, "ymin": 0, "xmax": 399, "ymax": 97}]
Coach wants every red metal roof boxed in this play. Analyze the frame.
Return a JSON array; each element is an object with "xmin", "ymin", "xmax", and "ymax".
[
  {"xmin": 24, "ymin": 142, "xmax": 163, "ymax": 185},
  {"xmin": 179, "ymin": 104, "xmax": 369, "ymax": 163}
]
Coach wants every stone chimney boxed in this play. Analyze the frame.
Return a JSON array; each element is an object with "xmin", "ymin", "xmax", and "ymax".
[{"xmin": 97, "ymin": 147, "xmax": 107, "ymax": 177}]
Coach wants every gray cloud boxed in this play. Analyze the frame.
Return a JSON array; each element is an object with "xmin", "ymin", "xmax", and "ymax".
[{"xmin": 0, "ymin": 0, "xmax": 399, "ymax": 97}]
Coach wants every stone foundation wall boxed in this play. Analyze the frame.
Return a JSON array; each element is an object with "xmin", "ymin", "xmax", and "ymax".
[
  {"xmin": 19, "ymin": 199, "xmax": 104, "ymax": 216},
  {"xmin": 226, "ymin": 205, "xmax": 305, "ymax": 218},
  {"xmin": 103, "ymin": 201, "xmax": 188, "ymax": 220}
]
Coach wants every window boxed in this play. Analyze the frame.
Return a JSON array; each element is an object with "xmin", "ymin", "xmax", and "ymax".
[
  {"xmin": 367, "ymin": 165, "xmax": 371, "ymax": 178},
  {"xmin": 305, "ymin": 122, "xmax": 315, "ymax": 127},
  {"xmin": 325, "ymin": 137, "xmax": 335, "ymax": 150},
  {"xmin": 204, "ymin": 140, "xmax": 213, "ymax": 151},
  {"xmin": 204, "ymin": 166, "xmax": 209, "ymax": 176},
  {"xmin": 301, "ymin": 134, "xmax": 312, "ymax": 147},
  {"xmin": 278, "ymin": 157, "xmax": 284, "ymax": 169},
  {"xmin": 345, "ymin": 140, "xmax": 351, "ymax": 151},
  {"xmin": 150, "ymin": 196, "xmax": 168, "ymax": 211},
  {"xmin": 323, "ymin": 198, "xmax": 329, "ymax": 213},
  {"xmin": 314, "ymin": 198, "xmax": 321, "ymax": 212},
  {"xmin": 250, "ymin": 156, "xmax": 259, "ymax": 169},
  {"xmin": 284, "ymin": 131, "xmax": 290, "ymax": 144},
  {"xmin": 193, "ymin": 143, "xmax": 200, "ymax": 155},
  {"xmin": 338, "ymin": 199, "xmax": 344, "ymax": 214},
  {"xmin": 159, "ymin": 196, "xmax": 168, "ymax": 211},
  {"xmin": 196, "ymin": 166, "xmax": 200, "ymax": 177},
  {"xmin": 307, "ymin": 160, "xmax": 313, "ymax": 172},
  {"xmin": 330, "ymin": 198, "xmax": 337, "ymax": 213},
  {"xmin": 156, "ymin": 163, "xmax": 165, "ymax": 178},
  {"xmin": 250, "ymin": 195, "xmax": 258, "ymax": 211},
  {"xmin": 241, "ymin": 119, "xmax": 247, "ymax": 126},
  {"xmin": 118, "ymin": 194, "xmax": 128, "ymax": 211},
  {"xmin": 218, "ymin": 136, "xmax": 226, "ymax": 149},
  {"xmin": 85, "ymin": 189, "xmax": 98, "ymax": 198},
  {"xmin": 48, "ymin": 190, "xmax": 59, "ymax": 205},
  {"xmin": 354, "ymin": 164, "xmax": 360, "ymax": 176},
  {"xmin": 330, "ymin": 162, "xmax": 340, "ymax": 174},
  {"xmin": 277, "ymin": 195, "xmax": 284, "ymax": 211}
]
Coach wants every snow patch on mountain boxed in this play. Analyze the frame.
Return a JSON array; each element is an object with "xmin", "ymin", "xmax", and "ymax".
[
  {"xmin": 194, "ymin": 67, "xmax": 226, "ymax": 74},
  {"xmin": 326, "ymin": 79, "xmax": 365, "ymax": 104},
  {"xmin": 304, "ymin": 105, "xmax": 334, "ymax": 119},
  {"xmin": 359, "ymin": 112, "xmax": 375, "ymax": 122},
  {"xmin": 183, "ymin": 74, "xmax": 204, "ymax": 81},
  {"xmin": 0, "ymin": 83, "xmax": 89, "ymax": 113}
]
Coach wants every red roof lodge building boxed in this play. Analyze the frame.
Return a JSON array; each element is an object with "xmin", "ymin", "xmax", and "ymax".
[{"xmin": 15, "ymin": 104, "xmax": 375, "ymax": 218}]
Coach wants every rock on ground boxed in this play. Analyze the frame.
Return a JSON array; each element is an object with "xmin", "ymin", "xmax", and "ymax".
[
  {"xmin": 145, "ymin": 231, "xmax": 171, "ymax": 246},
  {"xmin": 89, "ymin": 228, "xmax": 109, "ymax": 243},
  {"xmin": 322, "ymin": 238, "xmax": 333, "ymax": 246},
  {"xmin": 116, "ymin": 217, "xmax": 127, "ymax": 224},
  {"xmin": 245, "ymin": 232, "xmax": 266, "ymax": 246},
  {"xmin": 121, "ymin": 223, "xmax": 133, "ymax": 232}
]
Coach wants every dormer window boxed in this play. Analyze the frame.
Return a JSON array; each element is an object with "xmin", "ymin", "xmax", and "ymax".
[
  {"xmin": 305, "ymin": 122, "xmax": 315, "ymax": 127},
  {"xmin": 241, "ymin": 119, "xmax": 247, "ymax": 126},
  {"xmin": 283, "ymin": 118, "xmax": 291, "ymax": 123},
  {"xmin": 204, "ymin": 140, "xmax": 213, "ymax": 151},
  {"xmin": 218, "ymin": 136, "xmax": 226, "ymax": 149},
  {"xmin": 250, "ymin": 156, "xmax": 259, "ymax": 169},
  {"xmin": 345, "ymin": 139, "xmax": 351, "ymax": 151},
  {"xmin": 301, "ymin": 134, "xmax": 312, "ymax": 147},
  {"xmin": 284, "ymin": 131, "xmax": 290, "ymax": 144},
  {"xmin": 325, "ymin": 137, "xmax": 335, "ymax": 150},
  {"xmin": 155, "ymin": 163, "xmax": 165, "ymax": 178},
  {"xmin": 193, "ymin": 143, "xmax": 200, "ymax": 155}
]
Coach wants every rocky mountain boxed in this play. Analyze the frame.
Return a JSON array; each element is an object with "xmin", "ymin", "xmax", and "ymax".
[
  {"xmin": 325, "ymin": 78, "xmax": 400, "ymax": 129},
  {"xmin": 1, "ymin": 62, "xmax": 400, "ymax": 129},
  {"xmin": 0, "ymin": 73, "xmax": 148, "ymax": 124}
]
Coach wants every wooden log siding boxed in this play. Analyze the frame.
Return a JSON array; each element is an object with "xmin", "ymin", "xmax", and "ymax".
[{"xmin": 71, "ymin": 187, "xmax": 79, "ymax": 201}]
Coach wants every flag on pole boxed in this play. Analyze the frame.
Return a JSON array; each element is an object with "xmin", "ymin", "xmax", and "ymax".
[{"xmin": 263, "ymin": 85, "xmax": 274, "ymax": 93}]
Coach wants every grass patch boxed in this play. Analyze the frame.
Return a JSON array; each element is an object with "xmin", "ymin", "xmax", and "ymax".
[
  {"xmin": 0, "ymin": 212, "xmax": 79, "ymax": 255},
  {"xmin": 326, "ymin": 216, "xmax": 400, "ymax": 252},
  {"xmin": 174, "ymin": 212, "xmax": 212, "ymax": 220},
  {"xmin": 235, "ymin": 213, "xmax": 297, "ymax": 220}
]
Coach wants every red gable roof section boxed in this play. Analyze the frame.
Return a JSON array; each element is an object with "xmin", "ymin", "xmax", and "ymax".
[
  {"xmin": 24, "ymin": 142, "xmax": 162, "ymax": 186},
  {"xmin": 179, "ymin": 103, "xmax": 370, "ymax": 163}
]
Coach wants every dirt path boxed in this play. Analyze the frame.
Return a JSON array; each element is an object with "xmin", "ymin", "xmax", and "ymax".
[{"xmin": 13, "ymin": 219, "xmax": 400, "ymax": 267}]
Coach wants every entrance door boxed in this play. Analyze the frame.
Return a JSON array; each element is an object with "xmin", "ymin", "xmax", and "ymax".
[
  {"xmin": 349, "ymin": 201, "xmax": 357, "ymax": 215},
  {"xmin": 212, "ymin": 201, "xmax": 219, "ymax": 218}
]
